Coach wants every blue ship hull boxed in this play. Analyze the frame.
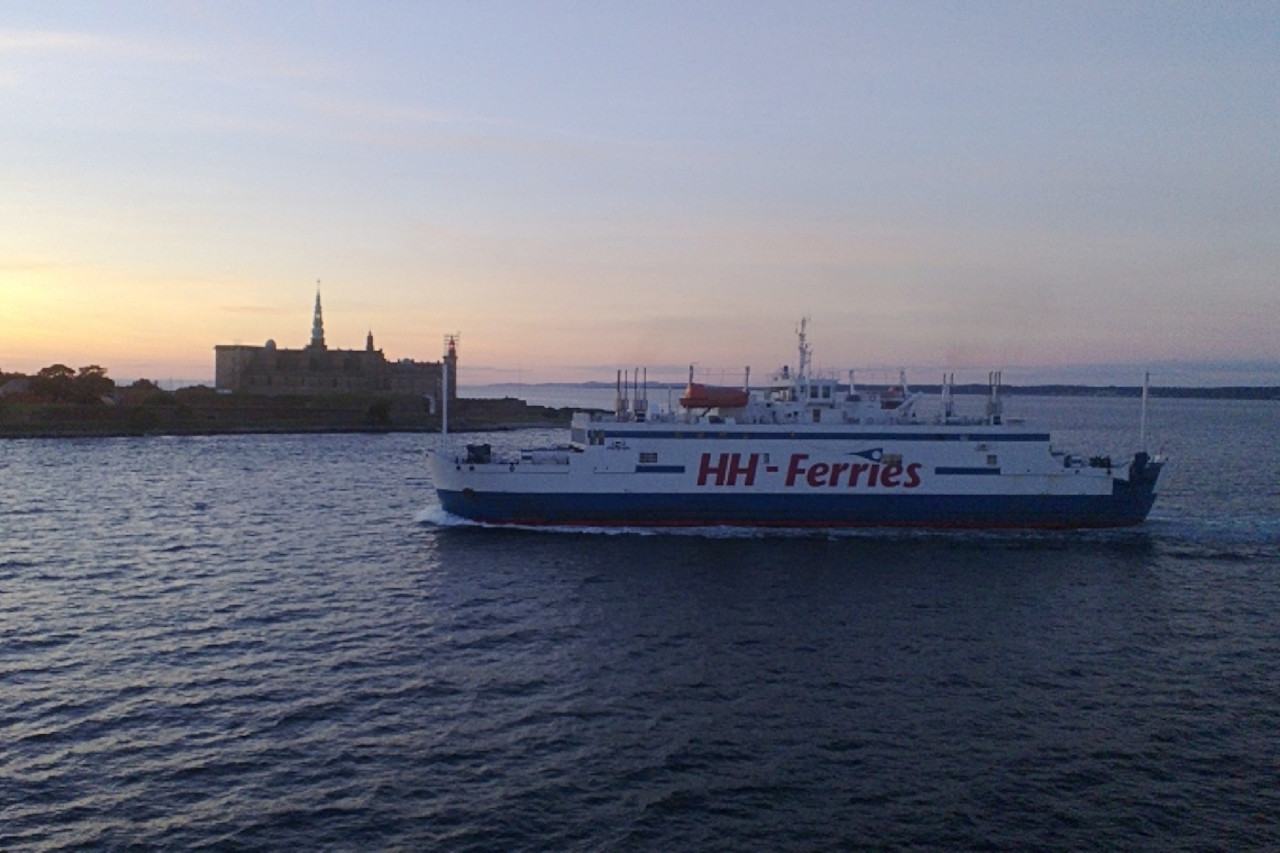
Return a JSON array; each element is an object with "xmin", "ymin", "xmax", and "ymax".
[{"xmin": 437, "ymin": 466, "xmax": 1162, "ymax": 529}]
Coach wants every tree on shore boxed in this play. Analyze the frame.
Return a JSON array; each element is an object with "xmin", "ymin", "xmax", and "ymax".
[
  {"xmin": 30, "ymin": 364, "xmax": 75, "ymax": 401},
  {"xmin": 24, "ymin": 364, "xmax": 117, "ymax": 403},
  {"xmin": 75, "ymin": 365, "xmax": 114, "ymax": 400}
]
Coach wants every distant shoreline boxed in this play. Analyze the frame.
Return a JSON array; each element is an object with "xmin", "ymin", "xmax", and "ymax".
[{"xmin": 470, "ymin": 381, "xmax": 1280, "ymax": 401}]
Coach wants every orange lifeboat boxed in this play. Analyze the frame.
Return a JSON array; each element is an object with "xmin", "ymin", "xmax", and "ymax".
[
  {"xmin": 880, "ymin": 386, "xmax": 905, "ymax": 409},
  {"xmin": 679, "ymin": 383, "xmax": 750, "ymax": 409}
]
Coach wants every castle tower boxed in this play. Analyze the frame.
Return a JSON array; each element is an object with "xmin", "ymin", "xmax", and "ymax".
[
  {"xmin": 310, "ymin": 284, "xmax": 326, "ymax": 349},
  {"xmin": 443, "ymin": 334, "xmax": 459, "ymax": 401}
]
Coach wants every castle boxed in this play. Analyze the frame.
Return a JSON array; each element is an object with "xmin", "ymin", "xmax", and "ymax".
[{"xmin": 214, "ymin": 290, "xmax": 456, "ymax": 401}]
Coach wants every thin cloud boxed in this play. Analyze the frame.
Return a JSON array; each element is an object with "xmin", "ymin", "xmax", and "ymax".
[
  {"xmin": 297, "ymin": 92, "xmax": 649, "ymax": 163},
  {"xmin": 0, "ymin": 28, "xmax": 199, "ymax": 63},
  {"xmin": 219, "ymin": 304, "xmax": 295, "ymax": 317},
  {"xmin": 0, "ymin": 30, "xmax": 101, "ymax": 54}
]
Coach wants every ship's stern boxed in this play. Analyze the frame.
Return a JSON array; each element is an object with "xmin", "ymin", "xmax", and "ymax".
[{"xmin": 1113, "ymin": 451, "xmax": 1167, "ymax": 524}]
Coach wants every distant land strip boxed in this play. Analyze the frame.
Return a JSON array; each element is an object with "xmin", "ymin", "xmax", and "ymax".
[
  {"xmin": 903, "ymin": 384, "xmax": 1279, "ymax": 400},
  {"xmin": 571, "ymin": 382, "xmax": 1280, "ymax": 400}
]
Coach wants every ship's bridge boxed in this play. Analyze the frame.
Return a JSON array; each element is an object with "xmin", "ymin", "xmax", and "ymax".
[{"xmin": 766, "ymin": 367, "xmax": 841, "ymax": 406}]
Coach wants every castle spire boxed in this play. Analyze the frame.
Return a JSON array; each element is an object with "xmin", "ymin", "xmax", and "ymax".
[{"xmin": 310, "ymin": 281, "xmax": 326, "ymax": 349}]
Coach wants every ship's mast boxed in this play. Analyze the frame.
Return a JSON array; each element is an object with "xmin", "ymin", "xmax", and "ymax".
[
  {"xmin": 797, "ymin": 316, "xmax": 811, "ymax": 399},
  {"xmin": 986, "ymin": 371, "xmax": 1004, "ymax": 425},
  {"xmin": 636, "ymin": 367, "xmax": 648, "ymax": 421},
  {"xmin": 1140, "ymin": 371, "xmax": 1150, "ymax": 453}
]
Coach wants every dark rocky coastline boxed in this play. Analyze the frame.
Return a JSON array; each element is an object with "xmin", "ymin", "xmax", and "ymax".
[{"xmin": 0, "ymin": 388, "xmax": 577, "ymax": 439}]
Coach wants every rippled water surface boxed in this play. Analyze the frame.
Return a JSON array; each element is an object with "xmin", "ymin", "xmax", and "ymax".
[{"xmin": 2, "ymin": 397, "xmax": 1279, "ymax": 850}]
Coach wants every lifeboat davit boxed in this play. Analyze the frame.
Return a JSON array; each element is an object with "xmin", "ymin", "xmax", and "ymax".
[{"xmin": 679, "ymin": 383, "xmax": 750, "ymax": 409}]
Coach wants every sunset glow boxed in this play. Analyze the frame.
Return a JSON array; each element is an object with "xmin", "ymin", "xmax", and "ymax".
[{"xmin": 2, "ymin": 2, "xmax": 1277, "ymax": 386}]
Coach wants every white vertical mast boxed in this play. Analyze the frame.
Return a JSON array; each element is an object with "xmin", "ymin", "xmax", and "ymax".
[
  {"xmin": 796, "ymin": 316, "xmax": 811, "ymax": 399},
  {"xmin": 1140, "ymin": 371, "xmax": 1150, "ymax": 453}
]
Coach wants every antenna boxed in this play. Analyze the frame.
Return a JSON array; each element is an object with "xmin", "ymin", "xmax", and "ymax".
[
  {"xmin": 796, "ymin": 317, "xmax": 811, "ymax": 379},
  {"xmin": 796, "ymin": 316, "xmax": 812, "ymax": 400}
]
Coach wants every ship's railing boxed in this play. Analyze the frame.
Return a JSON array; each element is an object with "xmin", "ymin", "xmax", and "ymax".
[
  {"xmin": 583, "ymin": 410, "xmax": 684, "ymax": 424},
  {"xmin": 444, "ymin": 446, "xmax": 572, "ymax": 467}
]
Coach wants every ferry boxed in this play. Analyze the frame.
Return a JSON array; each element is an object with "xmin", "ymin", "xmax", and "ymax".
[{"xmin": 426, "ymin": 322, "xmax": 1165, "ymax": 529}]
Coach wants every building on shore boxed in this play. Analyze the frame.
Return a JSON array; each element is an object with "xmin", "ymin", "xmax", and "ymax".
[{"xmin": 214, "ymin": 290, "xmax": 456, "ymax": 404}]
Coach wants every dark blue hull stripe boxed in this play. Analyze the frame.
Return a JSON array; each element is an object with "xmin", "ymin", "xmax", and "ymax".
[
  {"xmin": 635, "ymin": 465, "xmax": 687, "ymax": 473},
  {"xmin": 438, "ymin": 487, "xmax": 1158, "ymax": 529},
  {"xmin": 597, "ymin": 430, "xmax": 1050, "ymax": 442}
]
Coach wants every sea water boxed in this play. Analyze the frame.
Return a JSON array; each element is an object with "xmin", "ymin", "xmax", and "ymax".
[{"xmin": 2, "ymin": 396, "xmax": 1278, "ymax": 850}]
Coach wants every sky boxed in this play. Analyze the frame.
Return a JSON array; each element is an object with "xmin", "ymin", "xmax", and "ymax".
[{"xmin": 2, "ymin": 1, "xmax": 1278, "ymax": 387}]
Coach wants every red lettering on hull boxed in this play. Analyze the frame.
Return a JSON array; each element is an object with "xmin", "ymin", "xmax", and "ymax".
[
  {"xmin": 703, "ymin": 453, "xmax": 923, "ymax": 490},
  {"xmin": 697, "ymin": 453, "xmax": 760, "ymax": 486}
]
